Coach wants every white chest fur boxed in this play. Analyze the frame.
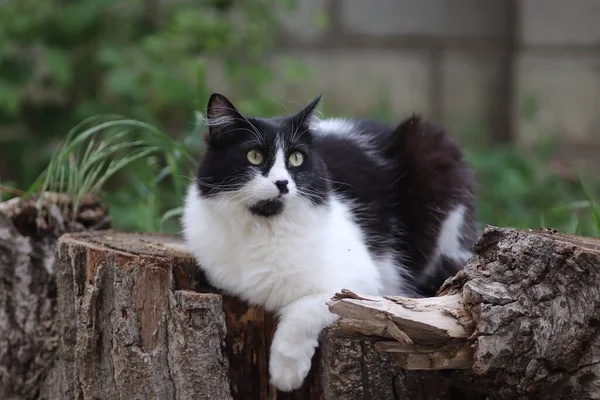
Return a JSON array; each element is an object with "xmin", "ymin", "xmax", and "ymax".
[{"xmin": 182, "ymin": 184, "xmax": 388, "ymax": 312}]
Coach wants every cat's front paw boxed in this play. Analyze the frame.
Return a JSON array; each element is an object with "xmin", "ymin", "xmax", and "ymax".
[{"xmin": 269, "ymin": 334, "xmax": 317, "ymax": 392}]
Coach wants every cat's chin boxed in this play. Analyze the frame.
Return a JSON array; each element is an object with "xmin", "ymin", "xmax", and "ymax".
[{"xmin": 249, "ymin": 199, "xmax": 285, "ymax": 217}]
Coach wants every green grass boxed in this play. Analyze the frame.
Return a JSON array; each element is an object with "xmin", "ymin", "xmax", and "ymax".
[
  {"xmin": 24, "ymin": 114, "xmax": 202, "ymax": 233},
  {"xmin": 5, "ymin": 111, "xmax": 599, "ymax": 238},
  {"xmin": 466, "ymin": 144, "xmax": 600, "ymax": 237}
]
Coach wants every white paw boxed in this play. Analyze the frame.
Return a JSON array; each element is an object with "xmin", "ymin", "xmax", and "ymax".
[{"xmin": 269, "ymin": 334, "xmax": 318, "ymax": 392}]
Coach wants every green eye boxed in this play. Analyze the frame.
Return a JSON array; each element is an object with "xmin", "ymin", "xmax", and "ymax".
[
  {"xmin": 288, "ymin": 151, "xmax": 304, "ymax": 167},
  {"xmin": 246, "ymin": 150, "xmax": 264, "ymax": 165}
]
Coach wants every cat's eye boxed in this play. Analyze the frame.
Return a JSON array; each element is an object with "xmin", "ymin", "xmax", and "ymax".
[
  {"xmin": 246, "ymin": 150, "xmax": 264, "ymax": 165},
  {"xmin": 288, "ymin": 151, "xmax": 304, "ymax": 167}
]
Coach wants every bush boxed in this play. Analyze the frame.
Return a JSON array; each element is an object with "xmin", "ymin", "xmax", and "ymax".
[
  {"xmin": 0, "ymin": 0, "xmax": 299, "ymax": 186},
  {"xmin": 1, "ymin": 0, "xmax": 597, "ymax": 237},
  {"xmin": 466, "ymin": 144, "xmax": 600, "ymax": 237}
]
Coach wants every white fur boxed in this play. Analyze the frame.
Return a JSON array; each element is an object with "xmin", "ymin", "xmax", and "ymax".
[
  {"xmin": 268, "ymin": 148, "xmax": 293, "ymax": 187},
  {"xmin": 422, "ymin": 204, "xmax": 472, "ymax": 280},
  {"xmin": 311, "ymin": 118, "xmax": 387, "ymax": 166},
  {"xmin": 182, "ymin": 180, "xmax": 403, "ymax": 391},
  {"xmin": 437, "ymin": 204, "xmax": 472, "ymax": 263},
  {"xmin": 311, "ymin": 117, "xmax": 355, "ymax": 136},
  {"xmin": 207, "ymin": 115, "xmax": 234, "ymax": 127},
  {"xmin": 375, "ymin": 252, "xmax": 412, "ymax": 296}
]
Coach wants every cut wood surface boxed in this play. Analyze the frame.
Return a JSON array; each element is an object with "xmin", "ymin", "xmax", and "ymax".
[
  {"xmin": 52, "ymin": 230, "xmax": 484, "ymax": 400},
  {"xmin": 329, "ymin": 227, "xmax": 600, "ymax": 400},
  {"xmin": 54, "ymin": 231, "xmax": 232, "ymax": 400},
  {"xmin": 328, "ymin": 290, "xmax": 474, "ymax": 371},
  {"xmin": 4, "ymin": 208, "xmax": 599, "ymax": 400}
]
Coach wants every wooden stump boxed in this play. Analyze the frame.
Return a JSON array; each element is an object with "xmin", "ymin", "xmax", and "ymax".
[
  {"xmin": 0, "ymin": 194, "xmax": 109, "ymax": 400},
  {"xmin": 0, "ymin": 212, "xmax": 59, "ymax": 400},
  {"xmin": 5, "ymin": 202, "xmax": 600, "ymax": 400},
  {"xmin": 329, "ymin": 227, "xmax": 600, "ymax": 400},
  {"xmin": 52, "ymin": 230, "xmax": 484, "ymax": 400}
]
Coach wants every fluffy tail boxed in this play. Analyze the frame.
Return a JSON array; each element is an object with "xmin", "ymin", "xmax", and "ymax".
[{"xmin": 386, "ymin": 115, "xmax": 477, "ymax": 296}]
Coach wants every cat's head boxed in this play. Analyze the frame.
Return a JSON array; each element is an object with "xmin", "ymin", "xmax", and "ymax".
[{"xmin": 195, "ymin": 93, "xmax": 330, "ymax": 217}]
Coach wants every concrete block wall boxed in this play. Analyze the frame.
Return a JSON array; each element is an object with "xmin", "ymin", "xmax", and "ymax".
[
  {"xmin": 267, "ymin": 0, "xmax": 600, "ymax": 163},
  {"xmin": 272, "ymin": 0, "xmax": 513, "ymax": 145},
  {"xmin": 516, "ymin": 0, "xmax": 600, "ymax": 156}
]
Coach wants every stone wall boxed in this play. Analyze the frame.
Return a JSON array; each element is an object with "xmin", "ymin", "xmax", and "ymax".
[
  {"xmin": 256, "ymin": 0, "xmax": 600, "ymax": 165},
  {"xmin": 516, "ymin": 0, "xmax": 600, "ymax": 166}
]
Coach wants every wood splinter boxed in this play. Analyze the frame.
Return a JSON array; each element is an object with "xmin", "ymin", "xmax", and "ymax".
[
  {"xmin": 327, "ymin": 290, "xmax": 474, "ymax": 370},
  {"xmin": 326, "ymin": 226, "xmax": 600, "ymax": 400}
]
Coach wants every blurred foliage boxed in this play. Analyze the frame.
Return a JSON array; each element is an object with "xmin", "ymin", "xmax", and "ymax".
[
  {"xmin": 0, "ymin": 0, "xmax": 598, "ymax": 237},
  {"xmin": 0, "ymin": 0, "xmax": 309, "ymax": 232},
  {"xmin": 466, "ymin": 145, "xmax": 600, "ymax": 237},
  {"xmin": 0, "ymin": 0, "xmax": 299, "ymax": 186},
  {"xmin": 467, "ymin": 92, "xmax": 600, "ymax": 237}
]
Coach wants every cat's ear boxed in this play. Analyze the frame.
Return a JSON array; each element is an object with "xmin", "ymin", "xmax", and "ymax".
[
  {"xmin": 293, "ymin": 94, "xmax": 322, "ymax": 126},
  {"xmin": 206, "ymin": 93, "xmax": 243, "ymax": 138}
]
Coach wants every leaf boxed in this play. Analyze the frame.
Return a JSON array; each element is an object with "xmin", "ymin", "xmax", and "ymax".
[
  {"xmin": 314, "ymin": 9, "xmax": 330, "ymax": 30},
  {"xmin": 161, "ymin": 206, "xmax": 183, "ymax": 226},
  {"xmin": 45, "ymin": 48, "xmax": 71, "ymax": 86},
  {"xmin": 0, "ymin": 81, "xmax": 21, "ymax": 116}
]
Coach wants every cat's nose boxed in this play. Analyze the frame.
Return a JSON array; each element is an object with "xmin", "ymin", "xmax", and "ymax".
[{"xmin": 274, "ymin": 179, "xmax": 289, "ymax": 194}]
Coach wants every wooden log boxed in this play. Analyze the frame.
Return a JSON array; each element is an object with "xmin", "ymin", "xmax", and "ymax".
[
  {"xmin": 329, "ymin": 226, "xmax": 600, "ymax": 400},
  {"xmin": 0, "ymin": 212, "xmax": 59, "ymax": 400},
  {"xmin": 0, "ymin": 194, "xmax": 109, "ymax": 400},
  {"xmin": 327, "ymin": 291, "xmax": 474, "ymax": 371},
  {"xmin": 6, "ymin": 196, "xmax": 599, "ymax": 400},
  {"xmin": 52, "ymin": 230, "xmax": 484, "ymax": 400},
  {"xmin": 54, "ymin": 231, "xmax": 232, "ymax": 399},
  {"xmin": 15, "ymin": 216, "xmax": 599, "ymax": 399}
]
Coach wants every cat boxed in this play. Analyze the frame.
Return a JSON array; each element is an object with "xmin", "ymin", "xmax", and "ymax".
[{"xmin": 181, "ymin": 93, "xmax": 477, "ymax": 392}]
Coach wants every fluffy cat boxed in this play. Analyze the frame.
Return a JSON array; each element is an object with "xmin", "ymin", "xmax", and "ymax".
[{"xmin": 181, "ymin": 93, "xmax": 477, "ymax": 392}]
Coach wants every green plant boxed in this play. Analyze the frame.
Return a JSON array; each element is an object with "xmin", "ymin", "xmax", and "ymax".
[
  {"xmin": 31, "ymin": 115, "xmax": 193, "ymax": 214},
  {"xmin": 574, "ymin": 172, "xmax": 600, "ymax": 237},
  {"xmin": 466, "ymin": 92, "xmax": 600, "ymax": 237},
  {"xmin": 0, "ymin": 180, "xmax": 23, "ymax": 202},
  {"xmin": 466, "ymin": 144, "xmax": 600, "ymax": 237},
  {"xmin": 0, "ymin": 0, "xmax": 314, "ymax": 234},
  {"xmin": 0, "ymin": 0, "xmax": 300, "ymax": 189}
]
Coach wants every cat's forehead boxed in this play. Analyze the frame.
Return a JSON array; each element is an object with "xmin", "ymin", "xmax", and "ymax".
[{"xmin": 249, "ymin": 117, "xmax": 310, "ymax": 145}]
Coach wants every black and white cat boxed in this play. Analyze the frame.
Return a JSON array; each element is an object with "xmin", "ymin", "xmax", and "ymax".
[{"xmin": 181, "ymin": 93, "xmax": 477, "ymax": 392}]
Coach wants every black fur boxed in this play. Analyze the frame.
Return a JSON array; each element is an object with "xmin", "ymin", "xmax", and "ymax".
[
  {"xmin": 249, "ymin": 199, "xmax": 285, "ymax": 217},
  {"xmin": 386, "ymin": 116, "xmax": 477, "ymax": 295},
  {"xmin": 196, "ymin": 93, "xmax": 477, "ymax": 296},
  {"xmin": 197, "ymin": 93, "xmax": 330, "ymax": 213},
  {"xmin": 312, "ymin": 116, "xmax": 476, "ymax": 296}
]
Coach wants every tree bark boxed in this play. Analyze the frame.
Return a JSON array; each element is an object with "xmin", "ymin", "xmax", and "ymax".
[
  {"xmin": 329, "ymin": 226, "xmax": 600, "ymax": 400},
  {"xmin": 0, "ymin": 212, "xmax": 58, "ymax": 400},
  {"xmin": 51, "ymin": 230, "xmax": 484, "ymax": 400},
  {"xmin": 328, "ymin": 291, "xmax": 474, "ymax": 371},
  {"xmin": 53, "ymin": 231, "xmax": 232, "ymax": 400},
  {"xmin": 0, "ymin": 193, "xmax": 109, "ymax": 400},
  {"xmin": 6, "ymin": 217, "xmax": 597, "ymax": 399}
]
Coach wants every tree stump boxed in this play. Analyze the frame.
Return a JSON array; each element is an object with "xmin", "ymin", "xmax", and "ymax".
[
  {"xmin": 329, "ymin": 227, "xmax": 600, "ymax": 400},
  {"xmin": 0, "ymin": 194, "xmax": 109, "ymax": 400},
  {"xmin": 0, "ymin": 212, "xmax": 58, "ymax": 400},
  {"xmin": 24, "ymin": 225, "xmax": 598, "ymax": 399},
  {"xmin": 52, "ymin": 230, "xmax": 485, "ymax": 400}
]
